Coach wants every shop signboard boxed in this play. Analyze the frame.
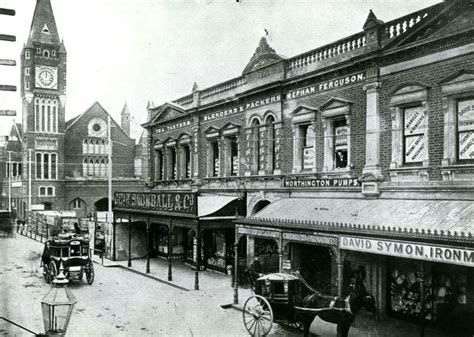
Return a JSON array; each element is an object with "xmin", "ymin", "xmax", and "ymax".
[
  {"xmin": 282, "ymin": 177, "xmax": 360, "ymax": 188},
  {"xmin": 237, "ymin": 227, "xmax": 280, "ymax": 239},
  {"xmin": 340, "ymin": 236, "xmax": 474, "ymax": 267},
  {"xmin": 283, "ymin": 232, "xmax": 338, "ymax": 246},
  {"xmin": 113, "ymin": 191, "xmax": 197, "ymax": 216}
]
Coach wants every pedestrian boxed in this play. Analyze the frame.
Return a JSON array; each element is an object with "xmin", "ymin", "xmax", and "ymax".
[
  {"xmin": 21, "ymin": 219, "xmax": 26, "ymax": 234},
  {"xmin": 16, "ymin": 218, "xmax": 21, "ymax": 233},
  {"xmin": 74, "ymin": 222, "xmax": 81, "ymax": 235}
]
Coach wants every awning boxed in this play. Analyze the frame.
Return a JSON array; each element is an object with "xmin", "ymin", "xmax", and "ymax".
[
  {"xmin": 249, "ymin": 198, "xmax": 474, "ymax": 236},
  {"xmin": 198, "ymin": 195, "xmax": 239, "ymax": 218}
]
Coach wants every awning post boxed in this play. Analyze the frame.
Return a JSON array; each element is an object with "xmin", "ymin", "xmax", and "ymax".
[
  {"xmin": 233, "ymin": 240, "xmax": 239, "ymax": 305},
  {"xmin": 194, "ymin": 222, "xmax": 200, "ymax": 290},
  {"xmin": 168, "ymin": 220, "xmax": 173, "ymax": 281},
  {"xmin": 128, "ymin": 215, "xmax": 132, "ymax": 267},
  {"xmin": 146, "ymin": 218, "xmax": 150, "ymax": 273}
]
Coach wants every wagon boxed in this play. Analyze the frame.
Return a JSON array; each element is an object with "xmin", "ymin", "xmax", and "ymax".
[
  {"xmin": 242, "ymin": 273, "xmax": 306, "ymax": 336},
  {"xmin": 41, "ymin": 235, "xmax": 94, "ymax": 285}
]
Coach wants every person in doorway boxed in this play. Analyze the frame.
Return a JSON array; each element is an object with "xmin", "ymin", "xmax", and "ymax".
[
  {"xmin": 74, "ymin": 222, "xmax": 81, "ymax": 235},
  {"xmin": 335, "ymin": 150, "xmax": 347, "ymax": 168}
]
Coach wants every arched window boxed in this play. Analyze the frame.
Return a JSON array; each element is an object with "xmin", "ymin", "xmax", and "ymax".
[
  {"xmin": 251, "ymin": 119, "xmax": 260, "ymax": 172},
  {"xmin": 83, "ymin": 159, "xmax": 88, "ymax": 176},
  {"xmin": 88, "ymin": 139, "xmax": 94, "ymax": 154},
  {"xmin": 82, "ymin": 140, "xmax": 87, "ymax": 154},
  {"xmin": 266, "ymin": 115, "xmax": 276, "ymax": 173},
  {"xmin": 100, "ymin": 159, "xmax": 106, "ymax": 177},
  {"xmin": 88, "ymin": 159, "xmax": 94, "ymax": 176},
  {"xmin": 94, "ymin": 159, "xmax": 100, "ymax": 176},
  {"xmin": 94, "ymin": 139, "xmax": 100, "ymax": 154},
  {"xmin": 34, "ymin": 98, "xmax": 40, "ymax": 131},
  {"xmin": 101, "ymin": 139, "xmax": 106, "ymax": 154}
]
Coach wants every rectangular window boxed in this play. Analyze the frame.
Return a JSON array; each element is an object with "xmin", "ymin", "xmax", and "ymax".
[
  {"xmin": 169, "ymin": 147, "xmax": 177, "ymax": 180},
  {"xmin": 25, "ymin": 68, "xmax": 30, "ymax": 76},
  {"xmin": 51, "ymin": 154, "xmax": 57, "ymax": 180},
  {"xmin": 212, "ymin": 142, "xmax": 220, "ymax": 177},
  {"xmin": 39, "ymin": 187, "xmax": 46, "ymax": 196},
  {"xmin": 36, "ymin": 48, "xmax": 41, "ymax": 54},
  {"xmin": 301, "ymin": 124, "xmax": 314, "ymax": 170},
  {"xmin": 25, "ymin": 50, "xmax": 30, "ymax": 59},
  {"xmin": 334, "ymin": 120, "xmax": 349, "ymax": 169},
  {"xmin": 403, "ymin": 106, "xmax": 426, "ymax": 164},
  {"xmin": 52, "ymin": 50, "xmax": 56, "ymax": 57},
  {"xmin": 47, "ymin": 187, "xmax": 54, "ymax": 196},
  {"xmin": 36, "ymin": 153, "xmax": 41, "ymax": 179},
  {"xmin": 73, "ymin": 199, "xmax": 81, "ymax": 209},
  {"xmin": 457, "ymin": 98, "xmax": 474, "ymax": 161},
  {"xmin": 230, "ymin": 138, "xmax": 239, "ymax": 176},
  {"xmin": 43, "ymin": 153, "xmax": 49, "ymax": 179},
  {"xmin": 25, "ymin": 82, "xmax": 30, "ymax": 90},
  {"xmin": 184, "ymin": 145, "xmax": 191, "ymax": 179}
]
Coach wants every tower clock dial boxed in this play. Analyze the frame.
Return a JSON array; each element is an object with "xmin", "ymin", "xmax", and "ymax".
[{"xmin": 35, "ymin": 66, "xmax": 58, "ymax": 89}]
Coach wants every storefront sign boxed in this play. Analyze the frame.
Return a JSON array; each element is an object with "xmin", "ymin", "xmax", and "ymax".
[
  {"xmin": 156, "ymin": 120, "xmax": 192, "ymax": 134},
  {"xmin": 282, "ymin": 259, "xmax": 292, "ymax": 270},
  {"xmin": 237, "ymin": 227, "xmax": 280, "ymax": 238},
  {"xmin": 202, "ymin": 94, "xmax": 281, "ymax": 122},
  {"xmin": 113, "ymin": 192, "xmax": 197, "ymax": 215},
  {"xmin": 282, "ymin": 178, "xmax": 360, "ymax": 188},
  {"xmin": 283, "ymin": 232, "xmax": 337, "ymax": 246},
  {"xmin": 340, "ymin": 236, "xmax": 474, "ymax": 267},
  {"xmin": 286, "ymin": 72, "xmax": 365, "ymax": 100}
]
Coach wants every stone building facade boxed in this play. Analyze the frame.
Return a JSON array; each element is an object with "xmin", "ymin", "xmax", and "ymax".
[{"xmin": 115, "ymin": 0, "xmax": 473, "ymax": 330}]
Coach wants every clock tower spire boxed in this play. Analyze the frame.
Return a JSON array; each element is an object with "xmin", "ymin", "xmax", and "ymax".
[{"xmin": 21, "ymin": 0, "xmax": 67, "ymax": 210}]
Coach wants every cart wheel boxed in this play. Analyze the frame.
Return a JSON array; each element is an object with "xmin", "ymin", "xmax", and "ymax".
[
  {"xmin": 49, "ymin": 261, "xmax": 57, "ymax": 281},
  {"xmin": 86, "ymin": 261, "xmax": 94, "ymax": 285},
  {"xmin": 242, "ymin": 295, "xmax": 273, "ymax": 336}
]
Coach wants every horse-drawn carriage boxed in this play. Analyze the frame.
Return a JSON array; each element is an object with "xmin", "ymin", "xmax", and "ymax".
[
  {"xmin": 41, "ymin": 235, "xmax": 94, "ymax": 285},
  {"xmin": 242, "ymin": 272, "xmax": 376, "ymax": 337}
]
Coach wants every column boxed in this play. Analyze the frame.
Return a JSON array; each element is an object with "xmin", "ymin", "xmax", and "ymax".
[
  {"xmin": 362, "ymin": 81, "xmax": 382, "ymax": 177},
  {"xmin": 194, "ymin": 222, "xmax": 201, "ymax": 290},
  {"xmin": 233, "ymin": 241, "xmax": 239, "ymax": 305},
  {"xmin": 146, "ymin": 218, "xmax": 150, "ymax": 273},
  {"xmin": 244, "ymin": 128, "xmax": 252, "ymax": 176},
  {"xmin": 168, "ymin": 221, "xmax": 173, "ymax": 281}
]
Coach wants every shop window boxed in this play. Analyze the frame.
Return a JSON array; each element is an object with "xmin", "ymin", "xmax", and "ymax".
[
  {"xmin": 388, "ymin": 258, "xmax": 473, "ymax": 331},
  {"xmin": 389, "ymin": 85, "xmax": 429, "ymax": 178}
]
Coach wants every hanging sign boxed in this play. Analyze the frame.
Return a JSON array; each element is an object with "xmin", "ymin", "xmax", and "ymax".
[{"xmin": 113, "ymin": 192, "xmax": 197, "ymax": 215}]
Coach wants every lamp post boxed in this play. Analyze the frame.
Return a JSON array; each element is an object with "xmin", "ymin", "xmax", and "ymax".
[{"xmin": 40, "ymin": 263, "xmax": 76, "ymax": 336}]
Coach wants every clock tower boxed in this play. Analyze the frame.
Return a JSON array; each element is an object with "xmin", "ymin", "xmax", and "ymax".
[{"xmin": 21, "ymin": 0, "xmax": 67, "ymax": 210}]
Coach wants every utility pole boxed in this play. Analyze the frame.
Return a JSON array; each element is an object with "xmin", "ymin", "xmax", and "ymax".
[
  {"xmin": 28, "ymin": 149, "xmax": 32, "ymax": 213},
  {"xmin": 7, "ymin": 150, "xmax": 11, "ymax": 212},
  {"xmin": 107, "ymin": 114, "xmax": 112, "ymax": 220}
]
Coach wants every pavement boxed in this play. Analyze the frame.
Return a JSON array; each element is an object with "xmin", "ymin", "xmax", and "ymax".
[{"xmin": 8, "ymin": 230, "xmax": 471, "ymax": 337}]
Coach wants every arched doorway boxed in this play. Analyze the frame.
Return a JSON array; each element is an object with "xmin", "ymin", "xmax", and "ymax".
[{"xmin": 251, "ymin": 200, "xmax": 271, "ymax": 215}]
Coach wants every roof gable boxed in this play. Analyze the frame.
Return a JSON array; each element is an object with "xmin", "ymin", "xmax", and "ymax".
[
  {"xmin": 149, "ymin": 102, "xmax": 187, "ymax": 125},
  {"xmin": 28, "ymin": 0, "xmax": 61, "ymax": 45},
  {"xmin": 242, "ymin": 37, "xmax": 284, "ymax": 74}
]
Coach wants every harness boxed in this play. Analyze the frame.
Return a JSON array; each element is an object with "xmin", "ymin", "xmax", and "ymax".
[{"xmin": 294, "ymin": 271, "xmax": 353, "ymax": 314}]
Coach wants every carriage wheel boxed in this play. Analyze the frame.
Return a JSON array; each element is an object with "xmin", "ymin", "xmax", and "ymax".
[
  {"xmin": 85, "ymin": 261, "xmax": 94, "ymax": 285},
  {"xmin": 49, "ymin": 262, "xmax": 57, "ymax": 281},
  {"xmin": 242, "ymin": 295, "xmax": 273, "ymax": 336}
]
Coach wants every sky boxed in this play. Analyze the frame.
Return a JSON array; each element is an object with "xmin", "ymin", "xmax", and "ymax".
[{"xmin": 0, "ymin": 0, "xmax": 441, "ymax": 140}]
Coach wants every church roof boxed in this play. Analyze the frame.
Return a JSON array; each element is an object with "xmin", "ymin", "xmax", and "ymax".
[{"xmin": 27, "ymin": 0, "xmax": 61, "ymax": 45}]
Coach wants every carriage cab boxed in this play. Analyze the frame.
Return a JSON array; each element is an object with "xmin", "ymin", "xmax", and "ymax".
[{"xmin": 41, "ymin": 234, "xmax": 94, "ymax": 285}]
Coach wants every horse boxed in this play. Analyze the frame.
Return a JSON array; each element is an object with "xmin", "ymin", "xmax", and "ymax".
[{"xmin": 294, "ymin": 272, "xmax": 376, "ymax": 337}]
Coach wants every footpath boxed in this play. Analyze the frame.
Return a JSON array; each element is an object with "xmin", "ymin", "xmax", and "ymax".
[{"xmin": 12, "ymin": 230, "xmax": 466, "ymax": 337}]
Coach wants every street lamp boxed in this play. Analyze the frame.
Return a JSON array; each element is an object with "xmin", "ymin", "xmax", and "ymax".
[{"xmin": 40, "ymin": 263, "xmax": 76, "ymax": 336}]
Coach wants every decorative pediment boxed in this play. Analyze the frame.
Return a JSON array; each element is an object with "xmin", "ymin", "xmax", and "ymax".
[
  {"xmin": 440, "ymin": 69, "xmax": 474, "ymax": 96},
  {"xmin": 290, "ymin": 105, "xmax": 318, "ymax": 124},
  {"xmin": 221, "ymin": 123, "xmax": 241, "ymax": 136},
  {"xmin": 178, "ymin": 133, "xmax": 192, "ymax": 145},
  {"xmin": 242, "ymin": 37, "xmax": 284, "ymax": 74},
  {"xmin": 390, "ymin": 83, "xmax": 429, "ymax": 106},
  {"xmin": 150, "ymin": 102, "xmax": 186, "ymax": 125},
  {"xmin": 164, "ymin": 137, "xmax": 177, "ymax": 147},
  {"xmin": 320, "ymin": 98, "xmax": 352, "ymax": 118},
  {"xmin": 204, "ymin": 126, "xmax": 220, "ymax": 139}
]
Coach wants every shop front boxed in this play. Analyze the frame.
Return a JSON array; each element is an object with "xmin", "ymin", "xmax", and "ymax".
[
  {"xmin": 112, "ymin": 191, "xmax": 244, "ymax": 289},
  {"xmin": 340, "ymin": 235, "xmax": 474, "ymax": 334}
]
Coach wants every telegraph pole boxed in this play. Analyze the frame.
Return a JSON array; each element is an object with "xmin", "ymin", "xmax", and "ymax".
[
  {"xmin": 107, "ymin": 114, "xmax": 112, "ymax": 221},
  {"xmin": 7, "ymin": 150, "xmax": 11, "ymax": 212},
  {"xmin": 28, "ymin": 149, "xmax": 32, "ymax": 212}
]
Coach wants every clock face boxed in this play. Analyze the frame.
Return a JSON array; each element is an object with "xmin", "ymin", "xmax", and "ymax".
[{"xmin": 35, "ymin": 66, "xmax": 57, "ymax": 89}]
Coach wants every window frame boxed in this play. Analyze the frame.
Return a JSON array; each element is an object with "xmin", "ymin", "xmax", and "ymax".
[{"xmin": 455, "ymin": 96, "xmax": 474, "ymax": 163}]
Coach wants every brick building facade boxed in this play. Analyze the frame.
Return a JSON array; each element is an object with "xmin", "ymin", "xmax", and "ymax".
[
  {"xmin": 0, "ymin": 0, "xmax": 142, "ymax": 220},
  {"xmin": 115, "ymin": 0, "xmax": 473, "ymax": 331}
]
